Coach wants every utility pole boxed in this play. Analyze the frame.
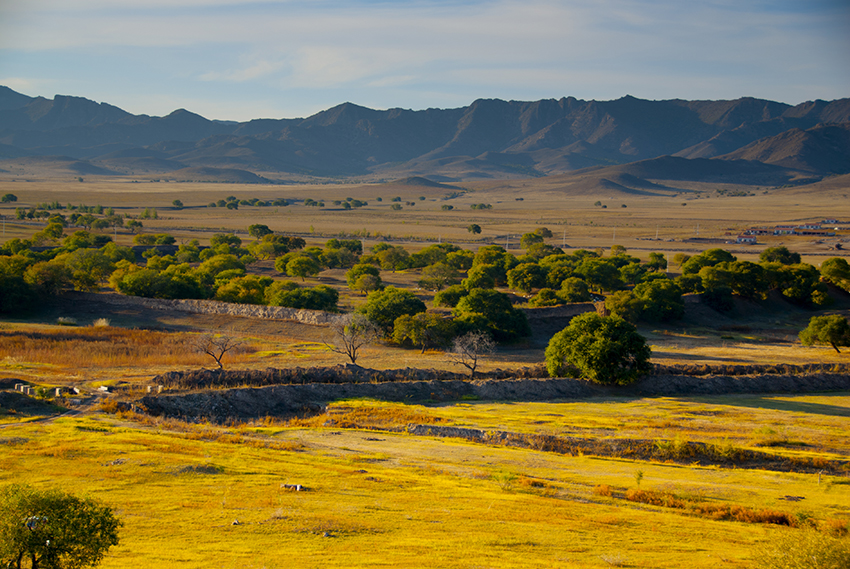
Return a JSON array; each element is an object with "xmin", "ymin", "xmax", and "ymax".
[{"xmin": 562, "ymin": 229, "xmax": 566, "ymax": 248}]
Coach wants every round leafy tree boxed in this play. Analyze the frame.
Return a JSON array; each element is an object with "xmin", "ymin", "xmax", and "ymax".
[
  {"xmin": 357, "ymin": 286, "xmax": 426, "ymax": 335},
  {"xmin": 545, "ymin": 312, "xmax": 651, "ymax": 384},
  {"xmin": 0, "ymin": 484, "xmax": 121, "ymax": 569},
  {"xmin": 799, "ymin": 314, "xmax": 850, "ymax": 353}
]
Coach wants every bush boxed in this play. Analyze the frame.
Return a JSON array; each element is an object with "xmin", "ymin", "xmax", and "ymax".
[
  {"xmin": 266, "ymin": 282, "xmax": 339, "ymax": 311},
  {"xmin": 528, "ymin": 288, "xmax": 562, "ymax": 307},
  {"xmin": 433, "ymin": 284, "xmax": 468, "ymax": 308},
  {"xmin": 545, "ymin": 312, "xmax": 651, "ymax": 384},
  {"xmin": 756, "ymin": 527, "xmax": 850, "ymax": 569}
]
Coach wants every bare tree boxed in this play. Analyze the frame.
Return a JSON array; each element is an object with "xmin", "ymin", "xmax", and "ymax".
[
  {"xmin": 196, "ymin": 333, "xmax": 241, "ymax": 369},
  {"xmin": 447, "ymin": 331, "xmax": 495, "ymax": 378},
  {"xmin": 325, "ymin": 313, "xmax": 379, "ymax": 365}
]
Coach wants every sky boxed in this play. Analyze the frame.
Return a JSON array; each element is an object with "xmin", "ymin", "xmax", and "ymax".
[{"xmin": 0, "ymin": 0, "xmax": 848, "ymax": 122}]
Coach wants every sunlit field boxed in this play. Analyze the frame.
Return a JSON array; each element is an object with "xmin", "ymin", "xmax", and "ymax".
[
  {"xmin": 1, "ymin": 395, "xmax": 848, "ymax": 568},
  {"xmin": 1, "ymin": 176, "xmax": 849, "ymax": 567}
]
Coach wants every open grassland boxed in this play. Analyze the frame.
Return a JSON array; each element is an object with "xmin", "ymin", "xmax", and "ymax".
[
  {"xmin": 0, "ymin": 395, "xmax": 848, "ymax": 568},
  {"xmin": 2, "ymin": 176, "xmax": 850, "ymax": 566},
  {"xmin": 0, "ymin": 177, "xmax": 847, "ymax": 261}
]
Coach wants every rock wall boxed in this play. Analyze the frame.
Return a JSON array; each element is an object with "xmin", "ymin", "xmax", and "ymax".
[
  {"xmin": 74, "ymin": 292, "xmax": 345, "ymax": 326},
  {"xmin": 77, "ymin": 291, "xmax": 598, "ymax": 326}
]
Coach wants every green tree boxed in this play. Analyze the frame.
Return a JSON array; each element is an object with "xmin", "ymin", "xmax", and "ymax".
[
  {"xmin": 558, "ymin": 277, "xmax": 591, "ymax": 303},
  {"xmin": 392, "ymin": 312, "xmax": 456, "ymax": 353},
  {"xmin": 24, "ymin": 261, "xmax": 72, "ymax": 296},
  {"xmin": 285, "ymin": 256, "xmax": 321, "ymax": 282},
  {"xmin": 619, "ymin": 262, "xmax": 648, "ymax": 286},
  {"xmin": 346, "ymin": 264, "xmax": 382, "ymax": 291},
  {"xmin": 0, "ymin": 484, "xmax": 120, "ymax": 569},
  {"xmin": 171, "ymin": 199, "xmax": 184, "ymax": 209},
  {"xmin": 633, "ymin": 279, "xmax": 684, "ymax": 322},
  {"xmin": 574, "ymin": 257, "xmax": 623, "ymax": 292},
  {"xmin": 506, "ymin": 262, "xmax": 547, "ymax": 294},
  {"xmin": 266, "ymin": 282, "xmax": 339, "ymax": 311},
  {"xmin": 681, "ymin": 248, "xmax": 735, "ymax": 274},
  {"xmin": 467, "ymin": 224, "xmax": 482, "ymax": 235},
  {"xmin": 433, "ymin": 284, "xmax": 469, "ymax": 308},
  {"xmin": 376, "ymin": 246, "xmax": 409, "ymax": 272},
  {"xmin": 248, "ymin": 224, "xmax": 273, "ymax": 239},
  {"xmin": 759, "ymin": 246, "xmax": 801, "ymax": 265},
  {"xmin": 799, "ymin": 314, "xmax": 850, "ymax": 353},
  {"xmin": 446, "ymin": 250, "xmax": 474, "ymax": 271},
  {"xmin": 528, "ymin": 288, "xmax": 563, "ymax": 307},
  {"xmin": 672, "ymin": 253, "xmax": 690, "ymax": 268},
  {"xmin": 63, "ymin": 249, "xmax": 115, "ymax": 292},
  {"xmin": 417, "ymin": 262, "xmax": 460, "ymax": 291},
  {"xmin": 610, "ymin": 244, "xmax": 627, "ymax": 256},
  {"xmin": 358, "ymin": 286, "xmax": 426, "ymax": 335},
  {"xmin": 604, "ymin": 291, "xmax": 644, "ymax": 323},
  {"xmin": 519, "ymin": 232, "xmax": 544, "ymax": 249},
  {"xmin": 210, "ymin": 233, "xmax": 242, "ymax": 249},
  {"xmin": 198, "ymin": 254, "xmax": 245, "ymax": 277},
  {"xmin": 646, "ymin": 252, "xmax": 667, "ymax": 272},
  {"xmin": 770, "ymin": 263, "xmax": 830, "ymax": 307},
  {"xmin": 545, "ymin": 313, "xmax": 651, "ymax": 384},
  {"xmin": 454, "ymin": 288, "xmax": 530, "ymax": 341},
  {"xmin": 1, "ymin": 193, "xmax": 17, "ymax": 203},
  {"xmin": 821, "ymin": 257, "xmax": 850, "ymax": 293},
  {"xmin": 462, "ymin": 264, "xmax": 497, "ymax": 290},
  {"xmin": 214, "ymin": 275, "xmax": 273, "ymax": 305}
]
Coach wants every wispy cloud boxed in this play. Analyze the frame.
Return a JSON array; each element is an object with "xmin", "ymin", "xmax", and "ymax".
[{"xmin": 0, "ymin": 0, "xmax": 846, "ymax": 120}]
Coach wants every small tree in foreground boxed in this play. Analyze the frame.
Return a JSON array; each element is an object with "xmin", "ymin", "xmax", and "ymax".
[
  {"xmin": 799, "ymin": 314, "xmax": 850, "ymax": 353},
  {"xmin": 195, "ymin": 333, "xmax": 241, "ymax": 369},
  {"xmin": 545, "ymin": 312, "xmax": 651, "ymax": 385},
  {"xmin": 447, "ymin": 331, "xmax": 495, "ymax": 378},
  {"xmin": 0, "ymin": 484, "xmax": 121, "ymax": 569},
  {"xmin": 325, "ymin": 313, "xmax": 380, "ymax": 365}
]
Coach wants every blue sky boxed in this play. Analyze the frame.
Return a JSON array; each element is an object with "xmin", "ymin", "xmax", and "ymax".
[{"xmin": 0, "ymin": 0, "xmax": 847, "ymax": 121}]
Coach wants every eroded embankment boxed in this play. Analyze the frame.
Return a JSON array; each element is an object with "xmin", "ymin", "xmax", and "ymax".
[{"xmin": 138, "ymin": 369, "xmax": 850, "ymax": 423}]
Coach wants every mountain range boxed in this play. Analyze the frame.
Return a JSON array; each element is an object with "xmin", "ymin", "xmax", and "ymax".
[{"xmin": 0, "ymin": 86, "xmax": 848, "ymax": 184}]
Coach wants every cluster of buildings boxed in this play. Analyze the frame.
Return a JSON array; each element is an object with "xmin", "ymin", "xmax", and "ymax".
[{"xmin": 735, "ymin": 219, "xmax": 845, "ymax": 244}]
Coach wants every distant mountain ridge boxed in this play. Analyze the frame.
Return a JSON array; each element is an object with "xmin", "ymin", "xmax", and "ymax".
[{"xmin": 0, "ymin": 87, "xmax": 848, "ymax": 183}]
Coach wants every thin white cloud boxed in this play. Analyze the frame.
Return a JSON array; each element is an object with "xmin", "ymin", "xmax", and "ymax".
[{"xmin": 0, "ymin": 0, "xmax": 846, "ymax": 119}]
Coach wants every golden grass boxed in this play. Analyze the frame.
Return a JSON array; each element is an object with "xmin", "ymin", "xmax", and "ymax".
[
  {"xmin": 1, "ymin": 402, "xmax": 848, "ymax": 568},
  {"xmin": 1, "ymin": 177, "xmax": 847, "ymax": 260}
]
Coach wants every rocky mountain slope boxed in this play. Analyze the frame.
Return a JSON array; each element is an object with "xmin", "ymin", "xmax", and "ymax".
[{"xmin": 1, "ymin": 86, "xmax": 848, "ymax": 183}]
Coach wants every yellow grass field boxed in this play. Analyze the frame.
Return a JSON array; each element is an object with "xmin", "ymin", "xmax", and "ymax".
[
  {"xmin": 1, "ymin": 393, "xmax": 848, "ymax": 568},
  {"xmin": 1, "ymin": 177, "xmax": 849, "ymax": 567}
]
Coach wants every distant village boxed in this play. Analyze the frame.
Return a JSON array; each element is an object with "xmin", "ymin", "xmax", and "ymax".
[{"xmin": 735, "ymin": 219, "xmax": 846, "ymax": 246}]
